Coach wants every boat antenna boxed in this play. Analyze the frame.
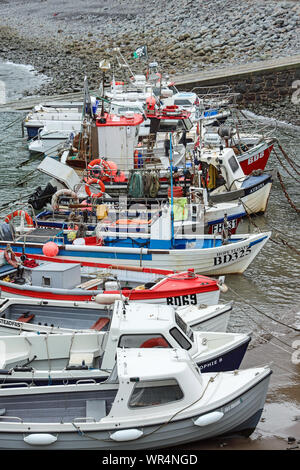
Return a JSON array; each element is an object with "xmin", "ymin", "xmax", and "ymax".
[
  {"xmin": 99, "ymin": 60, "xmax": 111, "ymax": 118},
  {"xmin": 112, "ymin": 47, "xmax": 134, "ymax": 79},
  {"xmin": 169, "ymin": 132, "xmax": 175, "ymax": 247}
]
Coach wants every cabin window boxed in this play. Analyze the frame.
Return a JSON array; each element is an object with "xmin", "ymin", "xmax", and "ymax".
[
  {"xmin": 42, "ymin": 276, "xmax": 51, "ymax": 287},
  {"xmin": 175, "ymin": 312, "xmax": 194, "ymax": 342},
  {"xmin": 228, "ymin": 155, "xmax": 239, "ymax": 173},
  {"xmin": 169, "ymin": 327, "xmax": 192, "ymax": 350},
  {"xmin": 174, "ymin": 99, "xmax": 192, "ymax": 106},
  {"xmin": 118, "ymin": 334, "xmax": 170, "ymax": 349},
  {"xmin": 128, "ymin": 378, "xmax": 184, "ymax": 408}
]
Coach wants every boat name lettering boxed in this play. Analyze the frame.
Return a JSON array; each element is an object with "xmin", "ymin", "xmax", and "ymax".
[
  {"xmin": 0, "ymin": 317, "xmax": 21, "ymax": 328},
  {"xmin": 212, "ymin": 219, "xmax": 237, "ymax": 234},
  {"xmin": 222, "ymin": 398, "xmax": 242, "ymax": 413},
  {"xmin": 167, "ymin": 294, "xmax": 197, "ymax": 306},
  {"xmin": 199, "ymin": 357, "xmax": 223, "ymax": 370},
  {"xmin": 248, "ymin": 151, "xmax": 265, "ymax": 165},
  {"xmin": 214, "ymin": 246, "xmax": 251, "ymax": 266},
  {"xmin": 248, "ymin": 182, "xmax": 266, "ymax": 194}
]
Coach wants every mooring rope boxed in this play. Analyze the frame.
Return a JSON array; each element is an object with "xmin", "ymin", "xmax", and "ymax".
[
  {"xmin": 277, "ymin": 171, "xmax": 300, "ymax": 214},
  {"xmin": 276, "ymin": 142, "xmax": 300, "ymax": 176},
  {"xmin": 273, "ymin": 148, "xmax": 300, "ymax": 183},
  {"xmin": 239, "ymin": 199, "xmax": 300, "ymax": 255},
  {"xmin": 227, "ymin": 285, "xmax": 299, "ymax": 333}
]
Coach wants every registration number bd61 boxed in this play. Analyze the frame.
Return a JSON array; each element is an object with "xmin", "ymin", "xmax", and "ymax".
[{"xmin": 214, "ymin": 245, "xmax": 252, "ymax": 266}]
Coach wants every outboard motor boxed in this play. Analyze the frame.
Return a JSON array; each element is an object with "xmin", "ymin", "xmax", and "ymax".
[
  {"xmin": 0, "ymin": 223, "xmax": 15, "ymax": 241},
  {"xmin": 28, "ymin": 182, "xmax": 57, "ymax": 211},
  {"xmin": 218, "ymin": 126, "xmax": 236, "ymax": 148}
]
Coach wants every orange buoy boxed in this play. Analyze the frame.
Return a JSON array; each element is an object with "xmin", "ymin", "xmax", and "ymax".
[{"xmin": 85, "ymin": 178, "xmax": 106, "ymax": 198}]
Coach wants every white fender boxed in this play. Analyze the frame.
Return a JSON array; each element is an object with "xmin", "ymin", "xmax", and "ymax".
[
  {"xmin": 218, "ymin": 283, "xmax": 228, "ymax": 293},
  {"xmin": 24, "ymin": 433, "xmax": 57, "ymax": 446},
  {"xmin": 194, "ymin": 411, "xmax": 224, "ymax": 427},
  {"xmin": 94, "ymin": 293, "xmax": 126, "ymax": 305},
  {"xmin": 110, "ymin": 429, "xmax": 143, "ymax": 442}
]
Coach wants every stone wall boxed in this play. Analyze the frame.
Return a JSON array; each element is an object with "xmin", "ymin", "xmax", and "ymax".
[{"xmin": 175, "ymin": 65, "xmax": 300, "ymax": 106}]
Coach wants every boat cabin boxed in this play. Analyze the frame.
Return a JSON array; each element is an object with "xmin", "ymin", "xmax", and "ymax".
[
  {"xmin": 95, "ymin": 111, "xmax": 144, "ymax": 171},
  {"xmin": 109, "ymin": 347, "xmax": 203, "ymax": 418},
  {"xmin": 199, "ymin": 147, "xmax": 246, "ymax": 193},
  {"xmin": 101, "ymin": 300, "xmax": 200, "ymax": 369}
]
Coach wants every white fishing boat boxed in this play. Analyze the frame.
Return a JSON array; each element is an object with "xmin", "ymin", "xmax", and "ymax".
[
  {"xmin": 0, "ymin": 347, "xmax": 272, "ymax": 450},
  {"xmin": 0, "ymin": 297, "xmax": 233, "ymax": 337},
  {"xmin": 28, "ymin": 120, "xmax": 83, "ymax": 156},
  {"xmin": 198, "ymin": 146, "xmax": 273, "ymax": 214},
  {"xmin": 0, "ymin": 207, "xmax": 271, "ymax": 275},
  {"xmin": 23, "ymin": 106, "xmax": 83, "ymax": 140},
  {"xmin": 0, "ymin": 299, "xmax": 249, "ymax": 385}
]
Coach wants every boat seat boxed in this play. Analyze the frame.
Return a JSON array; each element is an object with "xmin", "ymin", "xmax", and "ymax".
[
  {"xmin": 76, "ymin": 278, "xmax": 103, "ymax": 290},
  {"xmin": 16, "ymin": 313, "xmax": 35, "ymax": 323},
  {"xmin": 86, "ymin": 399, "xmax": 106, "ymax": 422},
  {"xmin": 0, "ymin": 350, "xmax": 30, "ymax": 369},
  {"xmin": 68, "ymin": 352, "xmax": 94, "ymax": 368},
  {"xmin": 91, "ymin": 317, "xmax": 110, "ymax": 331}
]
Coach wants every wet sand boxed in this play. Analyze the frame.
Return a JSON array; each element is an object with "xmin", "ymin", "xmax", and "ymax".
[{"xmin": 177, "ymin": 319, "xmax": 300, "ymax": 451}]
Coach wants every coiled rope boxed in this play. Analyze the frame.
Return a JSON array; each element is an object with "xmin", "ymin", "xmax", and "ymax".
[{"xmin": 127, "ymin": 171, "xmax": 144, "ymax": 198}]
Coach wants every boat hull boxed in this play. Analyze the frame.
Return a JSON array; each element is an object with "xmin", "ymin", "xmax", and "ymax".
[
  {"xmin": 0, "ymin": 285, "xmax": 220, "ymax": 308},
  {"xmin": 210, "ymin": 175, "xmax": 272, "ymax": 214},
  {"xmin": 0, "ymin": 232, "xmax": 271, "ymax": 275},
  {"xmin": 197, "ymin": 335, "xmax": 251, "ymax": 373},
  {"xmin": 238, "ymin": 141, "xmax": 274, "ymax": 175},
  {"xmin": 0, "ymin": 370, "xmax": 271, "ymax": 450}
]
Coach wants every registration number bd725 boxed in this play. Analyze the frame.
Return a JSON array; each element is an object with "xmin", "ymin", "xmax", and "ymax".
[{"xmin": 214, "ymin": 245, "xmax": 251, "ymax": 266}]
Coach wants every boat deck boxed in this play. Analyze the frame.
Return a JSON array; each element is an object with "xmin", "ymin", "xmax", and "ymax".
[
  {"xmin": 15, "ymin": 227, "xmax": 64, "ymax": 244},
  {"xmin": 0, "ymin": 388, "xmax": 118, "ymax": 423}
]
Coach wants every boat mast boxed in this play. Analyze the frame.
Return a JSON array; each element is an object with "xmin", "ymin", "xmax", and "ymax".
[{"xmin": 169, "ymin": 132, "xmax": 175, "ymax": 247}]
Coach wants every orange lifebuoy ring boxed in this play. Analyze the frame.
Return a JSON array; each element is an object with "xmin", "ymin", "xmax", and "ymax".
[
  {"xmin": 5, "ymin": 210, "xmax": 34, "ymax": 228},
  {"xmin": 85, "ymin": 178, "xmax": 106, "ymax": 198},
  {"xmin": 4, "ymin": 247, "xmax": 19, "ymax": 268},
  {"xmin": 140, "ymin": 337, "xmax": 169, "ymax": 348},
  {"xmin": 88, "ymin": 158, "xmax": 118, "ymax": 181}
]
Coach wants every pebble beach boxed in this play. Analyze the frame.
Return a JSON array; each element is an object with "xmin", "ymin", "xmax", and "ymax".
[{"xmin": 0, "ymin": 0, "xmax": 299, "ymax": 100}]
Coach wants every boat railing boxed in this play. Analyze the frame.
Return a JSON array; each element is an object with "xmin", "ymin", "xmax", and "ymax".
[
  {"xmin": 192, "ymin": 85, "xmax": 240, "ymax": 107},
  {"xmin": 15, "ymin": 232, "xmax": 65, "ymax": 245},
  {"xmin": 75, "ymin": 379, "xmax": 97, "ymax": 385},
  {"xmin": 0, "ymin": 415, "xmax": 24, "ymax": 423},
  {"xmin": 0, "ymin": 382, "xmax": 30, "ymax": 389},
  {"xmin": 226, "ymin": 109, "xmax": 278, "ymax": 141},
  {"xmin": 73, "ymin": 417, "xmax": 98, "ymax": 423}
]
